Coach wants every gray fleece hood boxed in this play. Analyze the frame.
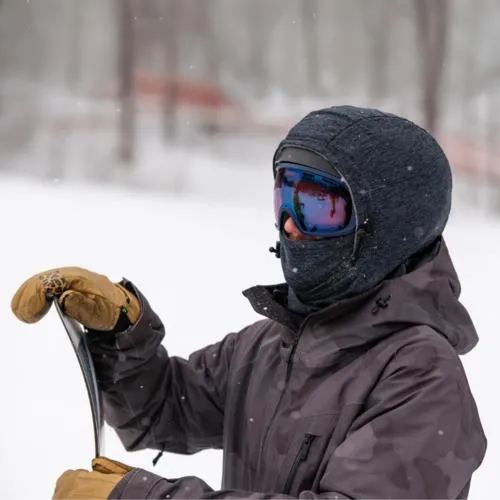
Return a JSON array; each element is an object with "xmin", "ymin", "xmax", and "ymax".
[{"xmin": 273, "ymin": 105, "xmax": 452, "ymax": 307}]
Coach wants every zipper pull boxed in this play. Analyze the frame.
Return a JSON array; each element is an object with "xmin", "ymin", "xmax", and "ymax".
[{"xmin": 298, "ymin": 433, "xmax": 316, "ymax": 461}]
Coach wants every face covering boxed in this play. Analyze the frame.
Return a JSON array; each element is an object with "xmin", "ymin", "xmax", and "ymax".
[{"xmin": 279, "ymin": 232, "xmax": 359, "ymax": 313}]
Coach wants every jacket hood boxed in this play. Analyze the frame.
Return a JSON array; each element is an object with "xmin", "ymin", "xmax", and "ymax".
[{"xmin": 272, "ymin": 106, "xmax": 453, "ymax": 300}]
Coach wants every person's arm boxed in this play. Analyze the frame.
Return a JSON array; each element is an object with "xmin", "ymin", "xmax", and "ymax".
[
  {"xmin": 105, "ymin": 334, "xmax": 486, "ymax": 499},
  {"xmin": 87, "ymin": 280, "xmax": 238, "ymax": 455}
]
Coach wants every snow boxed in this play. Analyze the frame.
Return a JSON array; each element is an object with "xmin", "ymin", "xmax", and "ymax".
[{"xmin": 0, "ymin": 172, "xmax": 498, "ymax": 499}]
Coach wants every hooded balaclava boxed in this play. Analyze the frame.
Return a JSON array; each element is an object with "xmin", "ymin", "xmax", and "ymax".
[{"xmin": 273, "ymin": 106, "xmax": 452, "ymax": 313}]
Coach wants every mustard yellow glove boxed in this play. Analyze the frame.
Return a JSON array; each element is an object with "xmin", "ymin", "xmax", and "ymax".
[
  {"xmin": 52, "ymin": 457, "xmax": 133, "ymax": 500},
  {"xmin": 11, "ymin": 267, "xmax": 140, "ymax": 331}
]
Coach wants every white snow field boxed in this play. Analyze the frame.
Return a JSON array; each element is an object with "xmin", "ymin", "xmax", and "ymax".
[{"xmin": 0, "ymin": 173, "xmax": 497, "ymax": 499}]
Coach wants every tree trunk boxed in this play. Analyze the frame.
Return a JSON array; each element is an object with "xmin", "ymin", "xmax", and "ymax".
[
  {"xmin": 364, "ymin": 0, "xmax": 391, "ymax": 102},
  {"xmin": 201, "ymin": 0, "xmax": 220, "ymax": 139},
  {"xmin": 247, "ymin": 0, "xmax": 271, "ymax": 99},
  {"xmin": 117, "ymin": 0, "xmax": 135, "ymax": 165},
  {"xmin": 66, "ymin": 1, "xmax": 82, "ymax": 94},
  {"xmin": 302, "ymin": 0, "xmax": 320, "ymax": 96},
  {"xmin": 162, "ymin": 0, "xmax": 179, "ymax": 142},
  {"xmin": 414, "ymin": 0, "xmax": 449, "ymax": 134}
]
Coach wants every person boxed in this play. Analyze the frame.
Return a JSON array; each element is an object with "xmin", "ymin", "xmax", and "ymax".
[{"xmin": 11, "ymin": 105, "xmax": 487, "ymax": 499}]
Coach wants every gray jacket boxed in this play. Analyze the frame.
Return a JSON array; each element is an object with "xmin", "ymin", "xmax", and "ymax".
[{"xmin": 88, "ymin": 240, "xmax": 486, "ymax": 499}]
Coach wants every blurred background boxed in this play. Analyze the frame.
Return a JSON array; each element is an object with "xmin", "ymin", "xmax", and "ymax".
[
  {"xmin": 1, "ymin": 0, "xmax": 500, "ymax": 206},
  {"xmin": 1, "ymin": 1, "xmax": 499, "ymax": 499}
]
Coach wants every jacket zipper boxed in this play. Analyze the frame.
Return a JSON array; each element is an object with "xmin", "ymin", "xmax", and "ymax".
[
  {"xmin": 256, "ymin": 339, "xmax": 299, "ymax": 477},
  {"xmin": 282, "ymin": 433, "xmax": 317, "ymax": 495}
]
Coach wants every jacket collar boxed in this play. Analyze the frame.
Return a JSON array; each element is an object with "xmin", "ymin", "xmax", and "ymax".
[{"xmin": 243, "ymin": 239, "xmax": 478, "ymax": 364}]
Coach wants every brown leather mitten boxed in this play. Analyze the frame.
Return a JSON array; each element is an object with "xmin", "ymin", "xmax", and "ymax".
[
  {"xmin": 52, "ymin": 457, "xmax": 133, "ymax": 500},
  {"xmin": 11, "ymin": 267, "xmax": 140, "ymax": 331},
  {"xmin": 91, "ymin": 456, "xmax": 133, "ymax": 475}
]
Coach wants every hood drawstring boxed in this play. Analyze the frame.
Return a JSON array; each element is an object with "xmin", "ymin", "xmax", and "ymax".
[
  {"xmin": 152, "ymin": 446, "xmax": 165, "ymax": 466},
  {"xmin": 371, "ymin": 294, "xmax": 392, "ymax": 315},
  {"xmin": 269, "ymin": 241, "xmax": 281, "ymax": 258}
]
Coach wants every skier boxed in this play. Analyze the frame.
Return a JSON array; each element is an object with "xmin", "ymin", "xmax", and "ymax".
[{"xmin": 12, "ymin": 106, "xmax": 487, "ymax": 499}]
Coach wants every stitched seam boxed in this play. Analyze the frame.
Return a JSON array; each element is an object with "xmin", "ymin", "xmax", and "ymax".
[{"xmin": 324, "ymin": 114, "xmax": 396, "ymax": 151}]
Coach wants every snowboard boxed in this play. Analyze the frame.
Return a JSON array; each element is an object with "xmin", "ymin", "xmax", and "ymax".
[{"xmin": 54, "ymin": 301, "xmax": 104, "ymax": 458}]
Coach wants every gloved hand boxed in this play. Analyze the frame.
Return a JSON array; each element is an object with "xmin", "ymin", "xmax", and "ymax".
[
  {"xmin": 53, "ymin": 456, "xmax": 133, "ymax": 499},
  {"xmin": 11, "ymin": 267, "xmax": 140, "ymax": 331}
]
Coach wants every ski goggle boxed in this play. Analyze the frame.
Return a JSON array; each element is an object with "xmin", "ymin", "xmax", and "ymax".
[{"xmin": 274, "ymin": 162, "xmax": 356, "ymax": 237}]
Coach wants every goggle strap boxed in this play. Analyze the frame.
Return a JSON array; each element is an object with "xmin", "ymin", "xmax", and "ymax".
[{"xmin": 274, "ymin": 147, "xmax": 341, "ymax": 179}]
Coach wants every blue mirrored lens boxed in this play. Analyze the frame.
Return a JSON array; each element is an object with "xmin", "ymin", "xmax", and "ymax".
[{"xmin": 274, "ymin": 164, "xmax": 355, "ymax": 237}]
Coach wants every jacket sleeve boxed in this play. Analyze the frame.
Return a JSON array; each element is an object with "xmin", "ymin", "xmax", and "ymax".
[
  {"xmin": 86, "ymin": 280, "xmax": 238, "ymax": 455},
  {"xmin": 108, "ymin": 334, "xmax": 486, "ymax": 499}
]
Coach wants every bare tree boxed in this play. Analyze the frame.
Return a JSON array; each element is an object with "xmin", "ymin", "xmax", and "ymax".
[
  {"xmin": 363, "ymin": 0, "xmax": 392, "ymax": 102},
  {"xmin": 200, "ymin": 0, "xmax": 220, "ymax": 138},
  {"xmin": 66, "ymin": 2, "xmax": 82, "ymax": 93},
  {"xmin": 117, "ymin": 0, "xmax": 136, "ymax": 165},
  {"xmin": 0, "ymin": 0, "xmax": 3, "ymax": 116},
  {"xmin": 247, "ymin": 0, "xmax": 273, "ymax": 98},
  {"xmin": 162, "ymin": 0, "xmax": 179, "ymax": 142},
  {"xmin": 301, "ymin": 0, "xmax": 320, "ymax": 96},
  {"xmin": 413, "ymin": 0, "xmax": 449, "ymax": 134}
]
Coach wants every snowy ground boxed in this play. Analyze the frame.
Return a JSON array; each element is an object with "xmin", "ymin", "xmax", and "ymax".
[{"xmin": 0, "ymin": 173, "xmax": 498, "ymax": 499}]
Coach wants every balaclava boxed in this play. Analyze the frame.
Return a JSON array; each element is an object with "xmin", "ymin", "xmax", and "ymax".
[{"xmin": 273, "ymin": 106, "xmax": 452, "ymax": 312}]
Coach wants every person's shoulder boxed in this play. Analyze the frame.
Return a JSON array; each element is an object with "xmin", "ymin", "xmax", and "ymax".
[
  {"xmin": 232, "ymin": 318, "xmax": 286, "ymax": 354},
  {"xmin": 238, "ymin": 317, "xmax": 284, "ymax": 340},
  {"xmin": 386, "ymin": 325, "xmax": 468, "ymax": 380}
]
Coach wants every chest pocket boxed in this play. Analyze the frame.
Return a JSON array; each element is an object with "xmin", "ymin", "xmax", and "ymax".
[{"xmin": 278, "ymin": 412, "xmax": 340, "ymax": 496}]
